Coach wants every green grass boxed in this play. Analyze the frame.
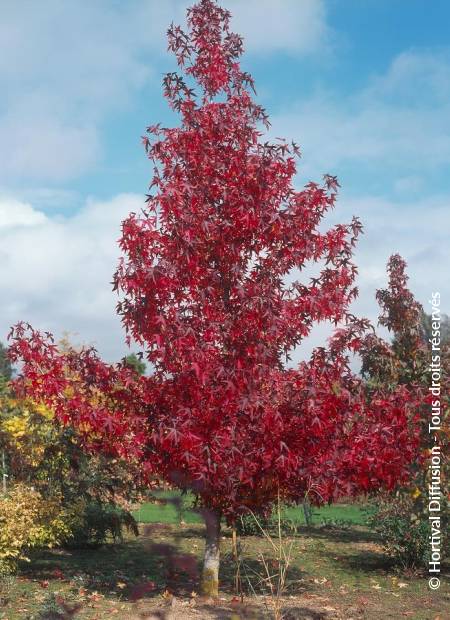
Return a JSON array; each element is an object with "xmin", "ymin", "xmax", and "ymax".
[
  {"xmin": 1, "ymin": 522, "xmax": 447, "ymax": 619},
  {"xmin": 284, "ymin": 501, "xmax": 368, "ymax": 526},
  {"xmin": 2, "ymin": 492, "xmax": 445, "ymax": 619},
  {"xmin": 133, "ymin": 491, "xmax": 369, "ymax": 527},
  {"xmin": 133, "ymin": 490, "xmax": 201, "ymax": 524}
]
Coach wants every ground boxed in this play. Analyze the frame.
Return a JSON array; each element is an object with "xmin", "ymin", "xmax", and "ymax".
[{"xmin": 0, "ymin": 503, "xmax": 448, "ymax": 619}]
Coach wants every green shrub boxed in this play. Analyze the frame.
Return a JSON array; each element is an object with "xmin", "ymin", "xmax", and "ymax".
[
  {"xmin": 236, "ymin": 512, "xmax": 272, "ymax": 536},
  {"xmin": 319, "ymin": 517, "xmax": 353, "ymax": 531},
  {"xmin": 64, "ymin": 499, "xmax": 138, "ymax": 548},
  {"xmin": 367, "ymin": 496, "xmax": 429, "ymax": 568}
]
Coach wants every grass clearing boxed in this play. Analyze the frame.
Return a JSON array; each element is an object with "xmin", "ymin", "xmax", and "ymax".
[
  {"xmin": 0, "ymin": 515, "xmax": 447, "ymax": 619},
  {"xmin": 133, "ymin": 492, "xmax": 369, "ymax": 527}
]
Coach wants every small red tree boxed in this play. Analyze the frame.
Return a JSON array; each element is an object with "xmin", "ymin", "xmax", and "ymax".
[
  {"xmin": 361, "ymin": 254, "xmax": 429, "ymax": 388},
  {"xmin": 9, "ymin": 0, "xmax": 422, "ymax": 595},
  {"xmin": 361, "ymin": 255, "xmax": 448, "ymax": 527}
]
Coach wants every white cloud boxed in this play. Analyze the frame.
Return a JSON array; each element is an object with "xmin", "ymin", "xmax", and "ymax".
[
  {"xmin": 363, "ymin": 50, "xmax": 450, "ymax": 105},
  {"xmin": 0, "ymin": 0, "xmax": 329, "ymax": 184},
  {"xmin": 266, "ymin": 49, "xmax": 450, "ymax": 331},
  {"xmin": 264, "ymin": 50, "xmax": 450, "ymax": 345},
  {"xmin": 228, "ymin": 0, "xmax": 329, "ymax": 55},
  {"xmin": 270, "ymin": 50, "xmax": 450, "ymax": 180},
  {"xmin": 0, "ymin": 199, "xmax": 47, "ymax": 229},
  {"xmin": 0, "ymin": 193, "xmax": 143, "ymax": 361},
  {"xmin": 289, "ymin": 192, "xmax": 450, "ymax": 363},
  {"xmin": 0, "ymin": 1, "xmax": 180, "ymax": 183},
  {"xmin": 330, "ymin": 194, "xmax": 450, "ymax": 318},
  {"xmin": 2, "ymin": 189, "xmax": 447, "ymax": 366}
]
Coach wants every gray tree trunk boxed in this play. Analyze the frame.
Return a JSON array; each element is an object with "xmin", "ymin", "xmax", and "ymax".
[{"xmin": 200, "ymin": 508, "xmax": 221, "ymax": 597}]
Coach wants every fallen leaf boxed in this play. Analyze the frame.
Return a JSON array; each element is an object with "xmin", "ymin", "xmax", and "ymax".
[{"xmin": 313, "ymin": 577, "xmax": 328, "ymax": 584}]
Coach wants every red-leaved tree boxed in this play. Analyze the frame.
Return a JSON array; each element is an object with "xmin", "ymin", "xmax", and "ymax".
[{"xmin": 9, "ymin": 0, "xmax": 422, "ymax": 595}]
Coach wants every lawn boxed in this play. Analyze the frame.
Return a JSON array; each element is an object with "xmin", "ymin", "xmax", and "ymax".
[
  {"xmin": 132, "ymin": 491, "xmax": 368, "ymax": 526},
  {"xmin": 1, "ymin": 501, "xmax": 448, "ymax": 619}
]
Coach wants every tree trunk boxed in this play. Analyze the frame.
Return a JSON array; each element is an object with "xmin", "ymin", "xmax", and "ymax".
[
  {"xmin": 200, "ymin": 508, "xmax": 221, "ymax": 597},
  {"xmin": 1, "ymin": 450, "xmax": 7, "ymax": 495},
  {"xmin": 303, "ymin": 498, "xmax": 313, "ymax": 527}
]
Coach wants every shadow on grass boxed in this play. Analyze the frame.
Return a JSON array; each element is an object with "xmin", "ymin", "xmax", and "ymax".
[
  {"xmin": 19, "ymin": 545, "xmax": 319, "ymax": 620},
  {"xmin": 293, "ymin": 525, "xmax": 380, "ymax": 544},
  {"xmin": 19, "ymin": 519, "xmax": 385, "ymax": 616},
  {"xmin": 194, "ymin": 601, "xmax": 330, "ymax": 620},
  {"xmin": 281, "ymin": 607, "xmax": 328, "ymax": 620},
  {"xmin": 195, "ymin": 602, "xmax": 271, "ymax": 620},
  {"xmin": 225, "ymin": 524, "xmax": 379, "ymax": 545},
  {"xmin": 21, "ymin": 532, "xmax": 199, "ymax": 602},
  {"xmin": 322, "ymin": 546, "xmax": 395, "ymax": 575}
]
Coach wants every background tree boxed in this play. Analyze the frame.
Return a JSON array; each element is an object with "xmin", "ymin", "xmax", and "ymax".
[
  {"xmin": 0, "ymin": 341, "xmax": 13, "ymax": 494},
  {"xmin": 361, "ymin": 255, "xmax": 449, "ymax": 566},
  {"xmin": 421, "ymin": 311, "xmax": 450, "ymax": 348},
  {"xmin": 0, "ymin": 343, "xmax": 12, "ymax": 381},
  {"xmin": 8, "ymin": 0, "xmax": 422, "ymax": 595},
  {"xmin": 123, "ymin": 353, "xmax": 147, "ymax": 376}
]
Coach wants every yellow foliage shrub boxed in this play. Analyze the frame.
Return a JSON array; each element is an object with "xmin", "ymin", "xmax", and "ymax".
[
  {"xmin": 1, "ymin": 401, "xmax": 55, "ymax": 468},
  {"xmin": 0, "ymin": 484, "xmax": 70, "ymax": 574}
]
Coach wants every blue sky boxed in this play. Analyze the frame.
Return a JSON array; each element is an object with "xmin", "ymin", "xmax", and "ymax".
[{"xmin": 1, "ymin": 0, "xmax": 449, "ymax": 362}]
